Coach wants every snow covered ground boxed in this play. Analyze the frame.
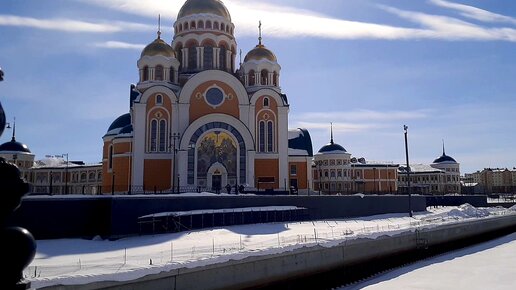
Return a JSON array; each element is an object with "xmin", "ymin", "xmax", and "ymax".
[
  {"xmin": 344, "ymin": 232, "xmax": 516, "ymax": 290},
  {"xmin": 25, "ymin": 204, "xmax": 516, "ymax": 289}
]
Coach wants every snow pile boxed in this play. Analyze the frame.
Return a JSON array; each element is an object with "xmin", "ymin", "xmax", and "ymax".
[
  {"xmin": 509, "ymin": 204, "xmax": 516, "ymax": 212},
  {"xmin": 421, "ymin": 203, "xmax": 495, "ymax": 222}
]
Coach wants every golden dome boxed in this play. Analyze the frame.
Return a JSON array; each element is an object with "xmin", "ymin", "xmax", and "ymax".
[
  {"xmin": 140, "ymin": 37, "xmax": 176, "ymax": 58},
  {"xmin": 177, "ymin": 0, "xmax": 231, "ymax": 21},
  {"xmin": 244, "ymin": 44, "xmax": 277, "ymax": 62}
]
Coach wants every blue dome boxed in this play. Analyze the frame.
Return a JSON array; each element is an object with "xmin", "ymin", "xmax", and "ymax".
[
  {"xmin": 433, "ymin": 154, "xmax": 457, "ymax": 164},
  {"xmin": 318, "ymin": 142, "xmax": 347, "ymax": 153},
  {"xmin": 107, "ymin": 113, "xmax": 131, "ymax": 132},
  {"xmin": 0, "ymin": 139, "xmax": 31, "ymax": 153},
  {"xmin": 119, "ymin": 124, "xmax": 133, "ymax": 134}
]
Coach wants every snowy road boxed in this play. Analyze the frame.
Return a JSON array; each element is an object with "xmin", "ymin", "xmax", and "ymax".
[
  {"xmin": 26, "ymin": 204, "xmax": 516, "ymax": 289},
  {"xmin": 344, "ymin": 232, "xmax": 516, "ymax": 290}
]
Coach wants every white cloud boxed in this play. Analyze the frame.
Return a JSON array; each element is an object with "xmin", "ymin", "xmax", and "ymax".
[
  {"xmin": 76, "ymin": 0, "xmax": 516, "ymax": 42},
  {"xmin": 0, "ymin": 14, "xmax": 154, "ymax": 33},
  {"xmin": 429, "ymin": 0, "xmax": 516, "ymax": 25},
  {"xmin": 95, "ymin": 41, "xmax": 145, "ymax": 50},
  {"xmin": 380, "ymin": 6, "xmax": 516, "ymax": 42},
  {"xmin": 296, "ymin": 110, "xmax": 429, "ymax": 122}
]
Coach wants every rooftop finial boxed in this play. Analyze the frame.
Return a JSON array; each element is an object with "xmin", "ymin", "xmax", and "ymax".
[
  {"xmin": 11, "ymin": 117, "xmax": 16, "ymax": 142},
  {"xmin": 330, "ymin": 122, "xmax": 334, "ymax": 145},
  {"xmin": 157, "ymin": 14, "xmax": 162, "ymax": 39},
  {"xmin": 258, "ymin": 20, "xmax": 262, "ymax": 46},
  {"xmin": 239, "ymin": 49, "xmax": 242, "ymax": 65},
  {"xmin": 442, "ymin": 139, "xmax": 446, "ymax": 156}
]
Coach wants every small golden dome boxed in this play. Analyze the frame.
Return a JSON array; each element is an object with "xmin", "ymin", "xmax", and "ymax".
[
  {"xmin": 244, "ymin": 44, "xmax": 277, "ymax": 62},
  {"xmin": 140, "ymin": 37, "xmax": 176, "ymax": 58},
  {"xmin": 177, "ymin": 0, "xmax": 231, "ymax": 21}
]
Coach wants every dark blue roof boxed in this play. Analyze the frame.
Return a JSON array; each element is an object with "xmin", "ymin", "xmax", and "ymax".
[
  {"xmin": 288, "ymin": 128, "xmax": 313, "ymax": 157},
  {"xmin": 0, "ymin": 139, "xmax": 31, "ymax": 153},
  {"xmin": 433, "ymin": 154, "xmax": 457, "ymax": 163},
  {"xmin": 119, "ymin": 124, "xmax": 133, "ymax": 134},
  {"xmin": 318, "ymin": 142, "xmax": 347, "ymax": 153},
  {"xmin": 108, "ymin": 113, "xmax": 131, "ymax": 132}
]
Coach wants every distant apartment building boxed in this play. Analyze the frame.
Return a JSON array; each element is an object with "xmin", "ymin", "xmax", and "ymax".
[
  {"xmin": 398, "ymin": 146, "xmax": 461, "ymax": 195},
  {"xmin": 465, "ymin": 168, "xmax": 516, "ymax": 194}
]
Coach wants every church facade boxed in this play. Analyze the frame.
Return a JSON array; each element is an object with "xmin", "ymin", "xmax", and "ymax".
[{"xmin": 102, "ymin": 0, "xmax": 313, "ymax": 194}]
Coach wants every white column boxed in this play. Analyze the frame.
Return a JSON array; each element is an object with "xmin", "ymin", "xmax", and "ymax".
[
  {"xmin": 213, "ymin": 48, "xmax": 220, "ymax": 69},
  {"xmin": 277, "ymin": 106, "xmax": 289, "ymax": 189},
  {"xmin": 196, "ymin": 47, "xmax": 202, "ymax": 70},
  {"xmin": 182, "ymin": 48, "xmax": 188, "ymax": 68},
  {"xmin": 132, "ymin": 104, "xmax": 146, "ymax": 188}
]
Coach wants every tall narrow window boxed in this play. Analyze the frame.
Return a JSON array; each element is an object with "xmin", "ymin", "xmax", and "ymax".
[
  {"xmin": 259, "ymin": 121, "xmax": 265, "ymax": 152},
  {"xmin": 273, "ymin": 71, "xmax": 278, "ymax": 86},
  {"xmin": 142, "ymin": 66, "xmax": 149, "ymax": 81},
  {"xmin": 169, "ymin": 67, "xmax": 175, "ymax": 82},
  {"xmin": 206, "ymin": 21, "xmax": 212, "ymax": 29},
  {"xmin": 263, "ymin": 97, "xmax": 269, "ymax": 107},
  {"xmin": 188, "ymin": 46, "xmax": 197, "ymax": 70},
  {"xmin": 159, "ymin": 120, "xmax": 167, "ymax": 152},
  {"xmin": 108, "ymin": 145, "xmax": 113, "ymax": 170},
  {"xmin": 219, "ymin": 46, "xmax": 227, "ymax": 71},
  {"xmin": 267, "ymin": 121, "xmax": 274, "ymax": 152},
  {"xmin": 204, "ymin": 46, "xmax": 213, "ymax": 69},
  {"xmin": 249, "ymin": 70, "xmax": 255, "ymax": 86},
  {"xmin": 150, "ymin": 120, "xmax": 158, "ymax": 152},
  {"xmin": 261, "ymin": 70, "xmax": 268, "ymax": 85},
  {"xmin": 156, "ymin": 94, "xmax": 163, "ymax": 104},
  {"xmin": 155, "ymin": 65, "xmax": 164, "ymax": 81}
]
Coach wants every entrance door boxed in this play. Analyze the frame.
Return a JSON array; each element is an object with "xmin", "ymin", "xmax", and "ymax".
[{"xmin": 212, "ymin": 174, "xmax": 222, "ymax": 192}]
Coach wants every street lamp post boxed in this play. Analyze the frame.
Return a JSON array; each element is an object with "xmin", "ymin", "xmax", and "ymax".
[
  {"xmin": 63, "ymin": 153, "xmax": 69, "ymax": 195},
  {"xmin": 170, "ymin": 133, "xmax": 180, "ymax": 194},
  {"xmin": 404, "ymin": 125, "xmax": 413, "ymax": 217},
  {"xmin": 373, "ymin": 167, "xmax": 376, "ymax": 194}
]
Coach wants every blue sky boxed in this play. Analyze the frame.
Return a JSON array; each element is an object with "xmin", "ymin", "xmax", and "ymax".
[{"xmin": 0, "ymin": 0, "xmax": 515, "ymax": 173}]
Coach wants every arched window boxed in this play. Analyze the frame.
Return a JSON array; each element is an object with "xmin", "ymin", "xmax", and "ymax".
[
  {"xmin": 259, "ymin": 121, "xmax": 265, "ymax": 152},
  {"xmin": 204, "ymin": 45, "xmax": 214, "ymax": 69},
  {"xmin": 184, "ymin": 22, "xmax": 189, "ymax": 30},
  {"xmin": 198, "ymin": 21, "xmax": 204, "ymax": 29},
  {"xmin": 214, "ymin": 22, "xmax": 219, "ymax": 30},
  {"xmin": 219, "ymin": 46, "xmax": 227, "ymax": 71},
  {"xmin": 155, "ymin": 65, "xmax": 164, "ymax": 81},
  {"xmin": 89, "ymin": 172, "xmax": 95, "ymax": 181},
  {"xmin": 261, "ymin": 70, "xmax": 268, "ymax": 85},
  {"xmin": 249, "ymin": 70, "xmax": 255, "ymax": 86},
  {"xmin": 150, "ymin": 119, "xmax": 158, "ymax": 152},
  {"xmin": 331, "ymin": 171, "xmax": 336, "ymax": 178},
  {"xmin": 142, "ymin": 66, "xmax": 149, "ymax": 81},
  {"xmin": 156, "ymin": 94, "xmax": 163, "ymax": 104},
  {"xmin": 190, "ymin": 21, "xmax": 196, "ymax": 29},
  {"xmin": 188, "ymin": 46, "xmax": 197, "ymax": 70},
  {"xmin": 206, "ymin": 21, "xmax": 212, "ymax": 29},
  {"xmin": 324, "ymin": 171, "xmax": 329, "ymax": 178},
  {"xmin": 159, "ymin": 120, "xmax": 167, "ymax": 152},
  {"xmin": 108, "ymin": 145, "xmax": 114, "ymax": 170},
  {"xmin": 338, "ymin": 170, "xmax": 342, "ymax": 178},
  {"xmin": 178, "ymin": 24, "xmax": 182, "ymax": 32},
  {"xmin": 169, "ymin": 67, "xmax": 175, "ymax": 82},
  {"xmin": 80, "ymin": 173, "xmax": 87, "ymax": 182},
  {"xmin": 263, "ymin": 97, "xmax": 269, "ymax": 107},
  {"xmin": 267, "ymin": 121, "xmax": 274, "ymax": 152},
  {"xmin": 221, "ymin": 23, "xmax": 225, "ymax": 31},
  {"xmin": 97, "ymin": 171, "xmax": 102, "ymax": 180},
  {"xmin": 273, "ymin": 71, "xmax": 278, "ymax": 86}
]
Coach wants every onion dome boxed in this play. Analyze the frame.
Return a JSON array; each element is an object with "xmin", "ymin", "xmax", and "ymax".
[
  {"xmin": 0, "ymin": 138, "xmax": 31, "ymax": 153},
  {"xmin": 178, "ymin": 0, "xmax": 231, "ymax": 21},
  {"xmin": 433, "ymin": 143, "xmax": 457, "ymax": 164},
  {"xmin": 244, "ymin": 44, "xmax": 277, "ymax": 62},
  {"xmin": 141, "ymin": 37, "xmax": 176, "ymax": 58}
]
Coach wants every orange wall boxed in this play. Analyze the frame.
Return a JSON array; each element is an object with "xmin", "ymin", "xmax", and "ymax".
[
  {"xmin": 144, "ymin": 159, "xmax": 172, "ymax": 191},
  {"xmin": 289, "ymin": 161, "xmax": 308, "ymax": 189},
  {"xmin": 189, "ymin": 81, "xmax": 240, "ymax": 123},
  {"xmin": 255, "ymin": 159, "xmax": 279, "ymax": 189}
]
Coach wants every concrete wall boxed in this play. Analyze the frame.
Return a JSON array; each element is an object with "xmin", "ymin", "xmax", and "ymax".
[
  {"xmin": 9, "ymin": 195, "xmax": 426, "ymax": 239},
  {"xmin": 425, "ymin": 195, "xmax": 488, "ymax": 207},
  {"xmin": 41, "ymin": 215, "xmax": 516, "ymax": 290}
]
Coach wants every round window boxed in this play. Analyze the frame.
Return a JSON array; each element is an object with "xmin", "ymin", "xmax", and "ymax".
[{"xmin": 206, "ymin": 87, "xmax": 224, "ymax": 107}]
